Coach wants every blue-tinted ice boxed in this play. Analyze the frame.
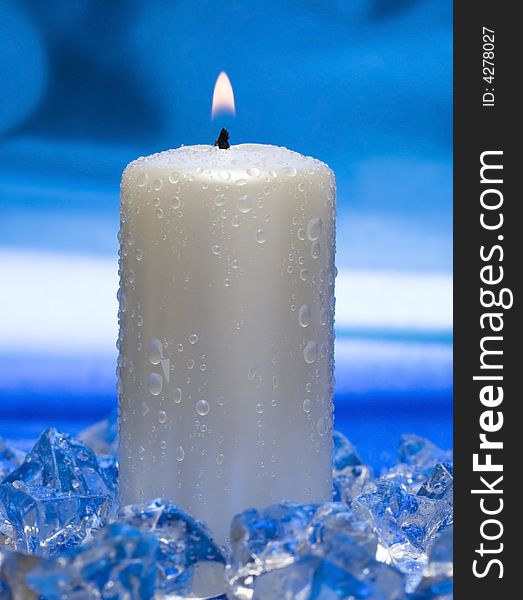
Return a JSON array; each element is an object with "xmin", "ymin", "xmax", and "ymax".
[
  {"xmin": 0, "ymin": 429, "xmax": 116, "ymax": 556},
  {"xmin": 0, "ymin": 426, "xmax": 452, "ymax": 600},
  {"xmin": 227, "ymin": 501, "xmax": 405, "ymax": 600},
  {"xmin": 121, "ymin": 498, "xmax": 225, "ymax": 598},
  {"xmin": 27, "ymin": 523, "xmax": 157, "ymax": 600}
]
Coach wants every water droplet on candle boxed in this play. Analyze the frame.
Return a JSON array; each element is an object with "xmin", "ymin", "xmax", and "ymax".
[
  {"xmin": 157, "ymin": 410, "xmax": 167, "ymax": 423},
  {"xmin": 176, "ymin": 446, "xmax": 185, "ymax": 461},
  {"xmin": 148, "ymin": 339, "xmax": 163, "ymax": 364},
  {"xmin": 224, "ymin": 278, "xmax": 231, "ymax": 287},
  {"xmin": 311, "ymin": 241, "xmax": 321, "ymax": 259},
  {"xmin": 237, "ymin": 195, "xmax": 253, "ymax": 213},
  {"xmin": 307, "ymin": 218, "xmax": 322, "ymax": 240},
  {"xmin": 136, "ymin": 173, "xmax": 148, "ymax": 187},
  {"xmin": 173, "ymin": 387, "xmax": 183, "ymax": 403},
  {"xmin": 231, "ymin": 258, "xmax": 239, "ymax": 269},
  {"xmin": 236, "ymin": 179, "xmax": 248, "ymax": 186},
  {"xmin": 256, "ymin": 403, "xmax": 264, "ymax": 414},
  {"xmin": 196, "ymin": 399, "xmax": 210, "ymax": 416},
  {"xmin": 320, "ymin": 307, "xmax": 329, "ymax": 326},
  {"xmin": 304, "ymin": 341, "xmax": 318, "ymax": 364},
  {"xmin": 282, "ymin": 167, "xmax": 297, "ymax": 177},
  {"xmin": 216, "ymin": 453, "xmax": 225, "ymax": 465},
  {"xmin": 272, "ymin": 375, "xmax": 279, "ymax": 389},
  {"xmin": 297, "ymin": 229, "xmax": 306, "ymax": 241},
  {"xmin": 316, "ymin": 417, "xmax": 327, "ymax": 436},
  {"xmin": 231, "ymin": 214, "xmax": 241, "ymax": 227},
  {"xmin": 169, "ymin": 172, "xmax": 180, "ymax": 184},
  {"xmin": 141, "ymin": 401, "xmax": 150, "ymax": 416},
  {"xmin": 298, "ymin": 182, "xmax": 306, "ymax": 192},
  {"xmin": 300, "ymin": 268, "xmax": 309, "ymax": 281},
  {"xmin": 177, "ymin": 343, "xmax": 184, "ymax": 352},
  {"xmin": 148, "ymin": 373, "xmax": 163, "ymax": 395},
  {"xmin": 298, "ymin": 305, "xmax": 311, "ymax": 327},
  {"xmin": 156, "ymin": 208, "xmax": 164, "ymax": 219},
  {"xmin": 189, "ymin": 333, "xmax": 199, "ymax": 344},
  {"xmin": 219, "ymin": 170, "xmax": 231, "ymax": 180},
  {"xmin": 287, "ymin": 265, "xmax": 293, "ymax": 274},
  {"xmin": 187, "ymin": 359, "xmax": 195, "ymax": 369},
  {"xmin": 248, "ymin": 366, "xmax": 257, "ymax": 380},
  {"xmin": 160, "ymin": 440, "xmax": 167, "ymax": 450},
  {"xmin": 247, "ymin": 167, "xmax": 261, "ymax": 177},
  {"xmin": 214, "ymin": 194, "xmax": 226, "ymax": 207},
  {"xmin": 135, "ymin": 248, "xmax": 143, "ymax": 261},
  {"xmin": 170, "ymin": 196, "xmax": 181, "ymax": 209},
  {"xmin": 211, "ymin": 244, "xmax": 221, "ymax": 256},
  {"xmin": 153, "ymin": 197, "xmax": 161, "ymax": 208},
  {"xmin": 303, "ymin": 398, "xmax": 312, "ymax": 413},
  {"xmin": 306, "ymin": 382, "xmax": 312, "ymax": 393},
  {"xmin": 138, "ymin": 446, "xmax": 146, "ymax": 460},
  {"xmin": 256, "ymin": 229, "xmax": 266, "ymax": 244},
  {"xmin": 152, "ymin": 179, "xmax": 163, "ymax": 191}
]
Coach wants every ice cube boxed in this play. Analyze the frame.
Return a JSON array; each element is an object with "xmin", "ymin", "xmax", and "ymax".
[
  {"xmin": 3, "ymin": 428, "xmax": 116, "ymax": 502},
  {"xmin": 332, "ymin": 431, "xmax": 362, "ymax": 473},
  {"xmin": 333, "ymin": 466, "xmax": 373, "ymax": 504},
  {"xmin": 227, "ymin": 502, "xmax": 404, "ymax": 600},
  {"xmin": 411, "ymin": 526, "xmax": 453, "ymax": 599},
  {"xmin": 354, "ymin": 481, "xmax": 452, "ymax": 591},
  {"xmin": 0, "ymin": 548, "xmax": 41, "ymax": 599},
  {"xmin": 79, "ymin": 409, "xmax": 118, "ymax": 455},
  {"xmin": 0, "ymin": 482, "xmax": 110, "ymax": 557},
  {"xmin": 27, "ymin": 523, "xmax": 157, "ymax": 600},
  {"xmin": 397, "ymin": 435, "xmax": 452, "ymax": 469},
  {"xmin": 121, "ymin": 498, "xmax": 225, "ymax": 598},
  {"xmin": 0, "ymin": 438, "xmax": 24, "ymax": 482}
]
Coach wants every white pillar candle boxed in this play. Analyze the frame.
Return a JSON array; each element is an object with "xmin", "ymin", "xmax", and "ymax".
[{"xmin": 118, "ymin": 143, "xmax": 336, "ymax": 543}]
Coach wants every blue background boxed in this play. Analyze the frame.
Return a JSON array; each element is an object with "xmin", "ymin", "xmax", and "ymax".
[{"xmin": 0, "ymin": 0, "xmax": 452, "ymax": 466}]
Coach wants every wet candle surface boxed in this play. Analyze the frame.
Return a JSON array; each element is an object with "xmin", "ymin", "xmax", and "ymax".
[{"xmin": 118, "ymin": 144, "xmax": 336, "ymax": 542}]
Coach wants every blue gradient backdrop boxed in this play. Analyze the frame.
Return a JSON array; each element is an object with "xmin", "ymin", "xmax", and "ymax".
[{"xmin": 0, "ymin": 0, "xmax": 452, "ymax": 465}]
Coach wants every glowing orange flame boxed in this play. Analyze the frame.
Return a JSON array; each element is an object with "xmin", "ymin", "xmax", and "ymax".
[{"xmin": 211, "ymin": 71, "xmax": 235, "ymax": 119}]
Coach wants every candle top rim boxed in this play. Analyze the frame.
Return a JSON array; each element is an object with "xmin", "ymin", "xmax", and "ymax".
[{"xmin": 125, "ymin": 144, "xmax": 332, "ymax": 177}]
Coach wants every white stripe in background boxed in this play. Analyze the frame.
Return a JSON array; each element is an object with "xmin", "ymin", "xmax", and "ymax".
[
  {"xmin": 335, "ymin": 268, "xmax": 452, "ymax": 333},
  {"xmin": 0, "ymin": 250, "xmax": 452, "ymax": 355}
]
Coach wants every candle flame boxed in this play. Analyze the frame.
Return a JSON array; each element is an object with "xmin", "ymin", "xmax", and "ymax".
[{"xmin": 211, "ymin": 71, "xmax": 235, "ymax": 119}]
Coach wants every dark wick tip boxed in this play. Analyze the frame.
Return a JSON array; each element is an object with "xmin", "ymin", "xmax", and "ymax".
[{"xmin": 214, "ymin": 128, "xmax": 230, "ymax": 149}]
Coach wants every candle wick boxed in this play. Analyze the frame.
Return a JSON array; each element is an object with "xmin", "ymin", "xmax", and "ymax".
[{"xmin": 214, "ymin": 128, "xmax": 230, "ymax": 150}]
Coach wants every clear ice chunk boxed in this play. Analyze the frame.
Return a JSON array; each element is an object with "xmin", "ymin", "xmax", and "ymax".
[
  {"xmin": 411, "ymin": 527, "xmax": 453, "ymax": 599},
  {"xmin": 0, "ymin": 548, "xmax": 41, "ymax": 599},
  {"xmin": 0, "ymin": 438, "xmax": 24, "ymax": 482},
  {"xmin": 3, "ymin": 428, "xmax": 116, "ymax": 502},
  {"xmin": 333, "ymin": 466, "xmax": 373, "ymax": 504},
  {"xmin": 332, "ymin": 431, "xmax": 363, "ymax": 472},
  {"xmin": 397, "ymin": 435, "xmax": 452, "ymax": 469},
  {"xmin": 121, "ymin": 498, "xmax": 226, "ymax": 598},
  {"xmin": 0, "ymin": 482, "xmax": 111, "ymax": 557},
  {"xmin": 418, "ymin": 463, "xmax": 453, "ymax": 507},
  {"xmin": 379, "ymin": 463, "xmax": 431, "ymax": 494},
  {"xmin": 79, "ymin": 409, "xmax": 118, "ymax": 456},
  {"xmin": 227, "ymin": 501, "xmax": 405, "ymax": 600},
  {"xmin": 354, "ymin": 480, "xmax": 452, "ymax": 591},
  {"xmin": 27, "ymin": 523, "xmax": 157, "ymax": 600}
]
